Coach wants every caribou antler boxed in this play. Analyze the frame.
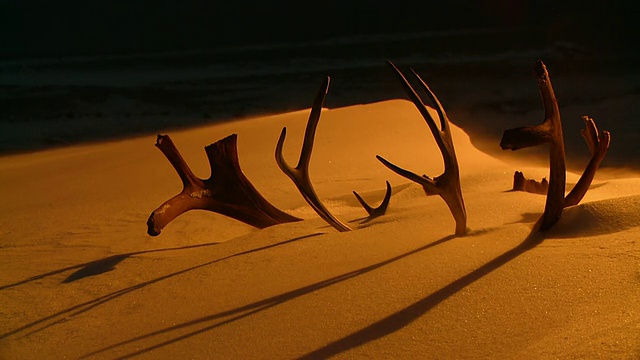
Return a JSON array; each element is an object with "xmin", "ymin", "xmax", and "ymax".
[
  {"xmin": 377, "ymin": 61, "xmax": 467, "ymax": 236},
  {"xmin": 353, "ymin": 181, "xmax": 392, "ymax": 220},
  {"xmin": 501, "ymin": 60, "xmax": 610, "ymax": 231},
  {"xmin": 147, "ymin": 134, "xmax": 300, "ymax": 236},
  {"xmin": 275, "ymin": 77, "xmax": 352, "ymax": 232},
  {"xmin": 501, "ymin": 60, "xmax": 567, "ymax": 231}
]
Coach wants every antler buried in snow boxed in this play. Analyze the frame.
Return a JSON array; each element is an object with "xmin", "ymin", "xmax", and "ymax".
[
  {"xmin": 275, "ymin": 77, "xmax": 352, "ymax": 232},
  {"xmin": 147, "ymin": 134, "xmax": 300, "ymax": 236},
  {"xmin": 377, "ymin": 61, "xmax": 467, "ymax": 236},
  {"xmin": 353, "ymin": 181, "xmax": 392, "ymax": 220},
  {"xmin": 501, "ymin": 60, "xmax": 611, "ymax": 231},
  {"xmin": 501, "ymin": 60, "xmax": 566, "ymax": 231}
]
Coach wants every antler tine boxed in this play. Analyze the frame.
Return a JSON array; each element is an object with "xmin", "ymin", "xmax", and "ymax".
[
  {"xmin": 299, "ymin": 76, "xmax": 329, "ymax": 169},
  {"xmin": 580, "ymin": 115, "xmax": 600, "ymax": 155},
  {"xmin": 386, "ymin": 61, "xmax": 445, "ymax": 149},
  {"xmin": 275, "ymin": 77, "xmax": 352, "ymax": 232},
  {"xmin": 275, "ymin": 77, "xmax": 329, "ymax": 176},
  {"xmin": 407, "ymin": 66, "xmax": 462, "ymax": 173},
  {"xmin": 408, "ymin": 68, "xmax": 449, "ymax": 133},
  {"xmin": 275, "ymin": 128, "xmax": 293, "ymax": 177},
  {"xmin": 155, "ymin": 135, "xmax": 204, "ymax": 190},
  {"xmin": 353, "ymin": 181, "xmax": 392, "ymax": 220},
  {"xmin": 376, "ymin": 155, "xmax": 438, "ymax": 191},
  {"xmin": 147, "ymin": 135, "xmax": 205, "ymax": 236}
]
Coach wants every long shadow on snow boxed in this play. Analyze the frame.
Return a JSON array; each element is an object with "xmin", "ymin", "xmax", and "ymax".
[
  {"xmin": 0, "ymin": 242, "xmax": 220, "ymax": 290},
  {"xmin": 0, "ymin": 233, "xmax": 322, "ymax": 340},
  {"xmin": 82, "ymin": 232, "xmax": 468, "ymax": 359},
  {"xmin": 298, "ymin": 231, "xmax": 545, "ymax": 359}
]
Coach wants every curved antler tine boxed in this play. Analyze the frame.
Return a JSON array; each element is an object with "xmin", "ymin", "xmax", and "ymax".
[
  {"xmin": 534, "ymin": 60, "xmax": 561, "ymax": 122},
  {"xmin": 386, "ymin": 61, "xmax": 442, "ymax": 142},
  {"xmin": 596, "ymin": 130, "xmax": 611, "ymax": 156},
  {"xmin": 408, "ymin": 68, "xmax": 449, "ymax": 133},
  {"xmin": 376, "ymin": 155, "xmax": 439, "ymax": 194},
  {"xmin": 155, "ymin": 135, "xmax": 204, "ymax": 189},
  {"xmin": 147, "ymin": 193, "xmax": 202, "ymax": 236},
  {"xmin": 564, "ymin": 117, "xmax": 611, "ymax": 207},
  {"xmin": 275, "ymin": 127, "xmax": 295, "ymax": 178},
  {"xmin": 298, "ymin": 181, "xmax": 352, "ymax": 232},
  {"xmin": 274, "ymin": 77, "xmax": 352, "ymax": 232},
  {"xmin": 299, "ymin": 76, "xmax": 330, "ymax": 170},
  {"xmin": 353, "ymin": 180, "xmax": 392, "ymax": 219},
  {"xmin": 580, "ymin": 116, "xmax": 599, "ymax": 155}
]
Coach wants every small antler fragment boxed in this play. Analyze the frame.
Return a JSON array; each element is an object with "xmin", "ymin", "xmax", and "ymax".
[
  {"xmin": 501, "ymin": 60, "xmax": 610, "ymax": 231},
  {"xmin": 353, "ymin": 181, "xmax": 392, "ymax": 220},
  {"xmin": 147, "ymin": 134, "xmax": 300, "ymax": 236},
  {"xmin": 377, "ymin": 61, "xmax": 467, "ymax": 236},
  {"xmin": 275, "ymin": 77, "xmax": 352, "ymax": 232},
  {"xmin": 512, "ymin": 171, "xmax": 548, "ymax": 194}
]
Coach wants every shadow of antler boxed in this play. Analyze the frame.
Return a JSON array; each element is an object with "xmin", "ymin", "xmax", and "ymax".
[{"xmin": 377, "ymin": 61, "xmax": 467, "ymax": 236}]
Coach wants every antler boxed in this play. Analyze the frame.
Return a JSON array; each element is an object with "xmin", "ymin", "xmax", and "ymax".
[
  {"xmin": 275, "ymin": 77, "xmax": 352, "ymax": 232},
  {"xmin": 353, "ymin": 181, "xmax": 392, "ymax": 220},
  {"xmin": 563, "ymin": 116, "xmax": 611, "ymax": 206},
  {"xmin": 377, "ymin": 61, "xmax": 467, "ymax": 236},
  {"xmin": 512, "ymin": 171, "xmax": 549, "ymax": 194},
  {"xmin": 501, "ymin": 60, "xmax": 566, "ymax": 231},
  {"xmin": 501, "ymin": 60, "xmax": 610, "ymax": 231},
  {"xmin": 147, "ymin": 134, "xmax": 300, "ymax": 236}
]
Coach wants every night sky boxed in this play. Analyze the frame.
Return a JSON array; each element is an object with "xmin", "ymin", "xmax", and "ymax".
[{"xmin": 1, "ymin": 0, "xmax": 636, "ymax": 59}]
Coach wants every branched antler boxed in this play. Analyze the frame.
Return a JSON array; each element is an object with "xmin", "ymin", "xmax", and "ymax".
[
  {"xmin": 275, "ymin": 77, "xmax": 352, "ymax": 232},
  {"xmin": 147, "ymin": 134, "xmax": 300, "ymax": 236},
  {"xmin": 377, "ymin": 61, "xmax": 467, "ymax": 236},
  {"xmin": 353, "ymin": 181, "xmax": 392, "ymax": 220},
  {"xmin": 501, "ymin": 60, "xmax": 611, "ymax": 231}
]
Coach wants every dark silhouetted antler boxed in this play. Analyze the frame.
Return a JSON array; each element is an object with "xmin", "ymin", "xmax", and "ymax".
[
  {"xmin": 275, "ymin": 77, "xmax": 352, "ymax": 232},
  {"xmin": 563, "ymin": 116, "xmax": 611, "ymax": 206},
  {"xmin": 501, "ymin": 60, "xmax": 566, "ymax": 231},
  {"xmin": 377, "ymin": 61, "xmax": 467, "ymax": 236},
  {"xmin": 353, "ymin": 181, "xmax": 392, "ymax": 220},
  {"xmin": 501, "ymin": 60, "xmax": 610, "ymax": 231},
  {"xmin": 147, "ymin": 134, "xmax": 300, "ymax": 236}
]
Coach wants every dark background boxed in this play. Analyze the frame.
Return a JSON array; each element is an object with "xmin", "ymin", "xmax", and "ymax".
[
  {"xmin": 1, "ymin": 1, "xmax": 636, "ymax": 59},
  {"xmin": 1, "ymin": 1, "xmax": 638, "ymax": 170}
]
